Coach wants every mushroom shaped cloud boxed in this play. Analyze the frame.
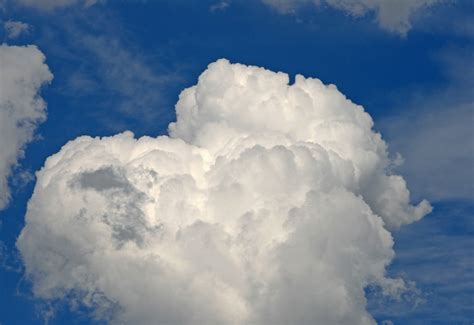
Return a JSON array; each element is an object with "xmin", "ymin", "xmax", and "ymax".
[{"xmin": 18, "ymin": 59, "xmax": 431, "ymax": 324}]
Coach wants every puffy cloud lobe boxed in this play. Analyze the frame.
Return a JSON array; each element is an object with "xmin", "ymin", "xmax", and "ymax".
[
  {"xmin": 262, "ymin": 0, "xmax": 443, "ymax": 35},
  {"xmin": 0, "ymin": 44, "xmax": 53, "ymax": 210},
  {"xmin": 18, "ymin": 59, "xmax": 430, "ymax": 324}
]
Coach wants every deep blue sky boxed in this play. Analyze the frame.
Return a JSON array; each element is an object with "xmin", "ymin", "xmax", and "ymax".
[{"xmin": 1, "ymin": 0, "xmax": 473, "ymax": 324}]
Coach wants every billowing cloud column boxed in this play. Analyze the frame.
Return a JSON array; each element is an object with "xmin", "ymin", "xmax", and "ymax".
[
  {"xmin": 0, "ymin": 44, "xmax": 53, "ymax": 210},
  {"xmin": 18, "ymin": 59, "xmax": 431, "ymax": 324}
]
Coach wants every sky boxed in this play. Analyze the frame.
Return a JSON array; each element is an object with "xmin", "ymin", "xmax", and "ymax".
[{"xmin": 0, "ymin": 0, "xmax": 473, "ymax": 324}]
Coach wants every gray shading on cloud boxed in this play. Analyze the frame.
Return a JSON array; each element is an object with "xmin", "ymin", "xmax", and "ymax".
[
  {"xmin": 74, "ymin": 166, "xmax": 133, "ymax": 192},
  {"xmin": 18, "ymin": 59, "xmax": 430, "ymax": 324}
]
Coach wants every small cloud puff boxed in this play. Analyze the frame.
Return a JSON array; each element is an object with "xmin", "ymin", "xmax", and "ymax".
[
  {"xmin": 4, "ymin": 20, "xmax": 30, "ymax": 39},
  {"xmin": 18, "ymin": 59, "xmax": 430, "ymax": 324}
]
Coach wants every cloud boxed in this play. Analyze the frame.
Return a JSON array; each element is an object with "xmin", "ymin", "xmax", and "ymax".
[
  {"xmin": 367, "ymin": 202, "xmax": 474, "ymax": 322},
  {"xmin": 18, "ymin": 59, "xmax": 430, "ymax": 324},
  {"xmin": 76, "ymin": 34, "xmax": 177, "ymax": 127},
  {"xmin": 36, "ymin": 10, "xmax": 180, "ymax": 132},
  {"xmin": 0, "ymin": 44, "xmax": 52, "ymax": 211},
  {"xmin": 210, "ymin": 1, "xmax": 231, "ymax": 12},
  {"xmin": 380, "ymin": 46, "xmax": 474, "ymax": 202},
  {"xmin": 413, "ymin": 1, "xmax": 474, "ymax": 39},
  {"xmin": 3, "ymin": 20, "xmax": 30, "ymax": 39},
  {"xmin": 14, "ymin": 0, "xmax": 99, "ymax": 11},
  {"xmin": 262, "ymin": 0, "xmax": 444, "ymax": 35}
]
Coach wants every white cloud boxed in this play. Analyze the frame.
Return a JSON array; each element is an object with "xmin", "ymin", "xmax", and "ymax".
[
  {"xmin": 0, "ymin": 44, "xmax": 53, "ymax": 211},
  {"xmin": 14, "ymin": 0, "xmax": 99, "ymax": 11},
  {"xmin": 3, "ymin": 20, "xmax": 30, "ymax": 39},
  {"xmin": 262, "ymin": 0, "xmax": 444, "ymax": 35},
  {"xmin": 18, "ymin": 59, "xmax": 430, "ymax": 324}
]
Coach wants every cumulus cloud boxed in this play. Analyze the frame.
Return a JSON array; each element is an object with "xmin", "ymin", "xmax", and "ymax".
[
  {"xmin": 0, "ymin": 44, "xmax": 52, "ymax": 210},
  {"xmin": 39, "ymin": 10, "xmax": 179, "ymax": 132},
  {"xmin": 77, "ymin": 34, "xmax": 176, "ymax": 128},
  {"xmin": 18, "ymin": 59, "xmax": 430, "ymax": 324},
  {"xmin": 3, "ymin": 20, "xmax": 30, "ymax": 39},
  {"xmin": 262, "ymin": 0, "xmax": 444, "ymax": 35}
]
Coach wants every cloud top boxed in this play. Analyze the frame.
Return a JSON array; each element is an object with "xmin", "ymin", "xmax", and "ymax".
[{"xmin": 18, "ymin": 59, "xmax": 430, "ymax": 324}]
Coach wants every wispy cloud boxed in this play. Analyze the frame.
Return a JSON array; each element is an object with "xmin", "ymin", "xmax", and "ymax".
[
  {"xmin": 262, "ymin": 0, "xmax": 445, "ymax": 36},
  {"xmin": 36, "ymin": 9, "xmax": 182, "ymax": 132},
  {"xmin": 3, "ymin": 20, "xmax": 30, "ymax": 39},
  {"xmin": 380, "ymin": 45, "xmax": 474, "ymax": 202},
  {"xmin": 368, "ymin": 201, "xmax": 474, "ymax": 322},
  {"xmin": 78, "ymin": 34, "xmax": 179, "ymax": 123},
  {"xmin": 413, "ymin": 1, "xmax": 474, "ymax": 39},
  {"xmin": 210, "ymin": 0, "xmax": 231, "ymax": 12}
]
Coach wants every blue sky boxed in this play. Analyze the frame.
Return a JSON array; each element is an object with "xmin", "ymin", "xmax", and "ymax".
[{"xmin": 0, "ymin": 0, "xmax": 473, "ymax": 324}]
